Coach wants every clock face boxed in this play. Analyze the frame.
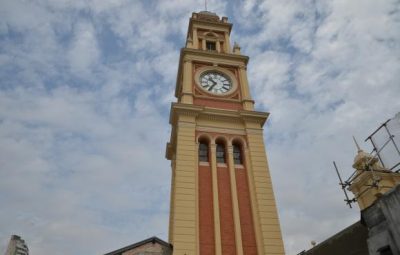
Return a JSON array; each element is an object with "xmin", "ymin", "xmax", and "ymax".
[{"xmin": 199, "ymin": 71, "xmax": 232, "ymax": 94}]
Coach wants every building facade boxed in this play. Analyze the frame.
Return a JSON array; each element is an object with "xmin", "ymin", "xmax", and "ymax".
[
  {"xmin": 166, "ymin": 11, "xmax": 285, "ymax": 255},
  {"xmin": 4, "ymin": 235, "xmax": 29, "ymax": 255},
  {"xmin": 362, "ymin": 184, "xmax": 400, "ymax": 255}
]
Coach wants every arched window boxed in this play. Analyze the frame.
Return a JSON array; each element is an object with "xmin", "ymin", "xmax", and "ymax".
[
  {"xmin": 199, "ymin": 142, "xmax": 209, "ymax": 162},
  {"xmin": 216, "ymin": 142, "xmax": 226, "ymax": 163},
  {"xmin": 233, "ymin": 144, "xmax": 242, "ymax": 165}
]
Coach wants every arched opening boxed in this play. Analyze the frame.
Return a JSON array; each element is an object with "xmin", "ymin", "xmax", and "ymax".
[
  {"xmin": 198, "ymin": 137, "xmax": 210, "ymax": 162},
  {"xmin": 203, "ymin": 32, "xmax": 219, "ymax": 52},
  {"xmin": 232, "ymin": 142, "xmax": 243, "ymax": 165},
  {"xmin": 216, "ymin": 138, "xmax": 226, "ymax": 163},
  {"xmin": 232, "ymin": 138, "xmax": 245, "ymax": 165}
]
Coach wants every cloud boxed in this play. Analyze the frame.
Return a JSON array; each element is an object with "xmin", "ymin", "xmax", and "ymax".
[
  {"xmin": 0, "ymin": 0, "xmax": 399, "ymax": 255},
  {"xmin": 68, "ymin": 21, "xmax": 100, "ymax": 77}
]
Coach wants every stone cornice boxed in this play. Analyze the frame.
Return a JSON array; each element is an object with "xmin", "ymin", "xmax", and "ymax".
[
  {"xmin": 188, "ymin": 17, "xmax": 232, "ymax": 35},
  {"xmin": 168, "ymin": 103, "xmax": 203, "ymax": 125},
  {"xmin": 240, "ymin": 111, "xmax": 269, "ymax": 126},
  {"xmin": 169, "ymin": 102, "xmax": 269, "ymax": 127},
  {"xmin": 167, "ymin": 103, "xmax": 269, "ymax": 160},
  {"xmin": 182, "ymin": 48, "xmax": 249, "ymax": 64}
]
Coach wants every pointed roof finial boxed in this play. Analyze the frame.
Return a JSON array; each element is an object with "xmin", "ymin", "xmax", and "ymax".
[
  {"xmin": 353, "ymin": 135, "xmax": 362, "ymax": 152},
  {"xmin": 205, "ymin": 0, "xmax": 207, "ymax": 11}
]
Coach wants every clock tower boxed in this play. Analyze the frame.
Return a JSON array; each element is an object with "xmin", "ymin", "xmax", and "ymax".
[{"xmin": 166, "ymin": 11, "xmax": 285, "ymax": 255}]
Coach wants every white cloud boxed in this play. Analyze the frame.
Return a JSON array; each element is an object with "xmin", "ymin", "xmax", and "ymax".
[
  {"xmin": 0, "ymin": 0, "xmax": 399, "ymax": 255},
  {"xmin": 68, "ymin": 21, "xmax": 100, "ymax": 77}
]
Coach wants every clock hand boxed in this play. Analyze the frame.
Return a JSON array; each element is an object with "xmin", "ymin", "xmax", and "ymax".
[{"xmin": 208, "ymin": 79, "xmax": 217, "ymax": 91}]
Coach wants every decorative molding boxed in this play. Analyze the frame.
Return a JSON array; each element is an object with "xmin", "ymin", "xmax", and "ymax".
[
  {"xmin": 182, "ymin": 48, "xmax": 249, "ymax": 65},
  {"xmin": 203, "ymin": 31, "xmax": 219, "ymax": 38},
  {"xmin": 214, "ymin": 135, "xmax": 229, "ymax": 145},
  {"xmin": 170, "ymin": 103, "xmax": 202, "ymax": 119},
  {"xmin": 242, "ymin": 98, "xmax": 255, "ymax": 104},
  {"xmin": 196, "ymin": 126, "xmax": 246, "ymax": 136},
  {"xmin": 230, "ymin": 136, "xmax": 248, "ymax": 148},
  {"xmin": 177, "ymin": 122, "xmax": 196, "ymax": 128},
  {"xmin": 240, "ymin": 111, "xmax": 269, "ymax": 126},
  {"xmin": 191, "ymin": 20, "xmax": 232, "ymax": 33},
  {"xmin": 245, "ymin": 128, "xmax": 264, "ymax": 134},
  {"xmin": 193, "ymin": 92, "xmax": 241, "ymax": 102},
  {"xmin": 170, "ymin": 103, "xmax": 269, "ymax": 128},
  {"xmin": 198, "ymin": 114, "xmax": 244, "ymax": 124},
  {"xmin": 196, "ymin": 133, "xmax": 214, "ymax": 144},
  {"xmin": 181, "ymin": 92, "xmax": 194, "ymax": 96}
]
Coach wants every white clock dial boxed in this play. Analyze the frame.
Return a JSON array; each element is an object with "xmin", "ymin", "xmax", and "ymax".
[{"xmin": 199, "ymin": 71, "xmax": 232, "ymax": 94}]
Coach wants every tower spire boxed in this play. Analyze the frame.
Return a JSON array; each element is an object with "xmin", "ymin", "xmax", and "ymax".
[{"xmin": 353, "ymin": 135, "xmax": 362, "ymax": 152}]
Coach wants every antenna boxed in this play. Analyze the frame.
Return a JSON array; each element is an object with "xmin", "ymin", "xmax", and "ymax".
[{"xmin": 205, "ymin": 0, "xmax": 207, "ymax": 11}]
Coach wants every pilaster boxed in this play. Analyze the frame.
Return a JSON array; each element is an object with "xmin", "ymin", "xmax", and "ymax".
[
  {"xmin": 216, "ymin": 40, "xmax": 221, "ymax": 53},
  {"xmin": 244, "ymin": 146, "xmax": 264, "ymax": 255},
  {"xmin": 227, "ymin": 145, "xmax": 244, "ymax": 255},
  {"xmin": 224, "ymin": 32, "xmax": 231, "ymax": 53},
  {"xmin": 245, "ymin": 128, "xmax": 285, "ymax": 255},
  {"xmin": 210, "ymin": 143, "xmax": 223, "ymax": 255},
  {"xmin": 193, "ymin": 28, "xmax": 199, "ymax": 49},
  {"xmin": 181, "ymin": 59, "xmax": 193, "ymax": 104},
  {"xmin": 171, "ymin": 115, "xmax": 197, "ymax": 255},
  {"xmin": 238, "ymin": 66, "xmax": 254, "ymax": 111}
]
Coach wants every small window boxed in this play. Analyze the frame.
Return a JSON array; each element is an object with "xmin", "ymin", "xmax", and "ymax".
[
  {"xmin": 378, "ymin": 246, "xmax": 393, "ymax": 255},
  {"xmin": 216, "ymin": 143, "xmax": 226, "ymax": 163},
  {"xmin": 199, "ymin": 142, "xmax": 209, "ymax": 162},
  {"xmin": 233, "ymin": 144, "xmax": 242, "ymax": 165},
  {"xmin": 206, "ymin": 41, "xmax": 216, "ymax": 51}
]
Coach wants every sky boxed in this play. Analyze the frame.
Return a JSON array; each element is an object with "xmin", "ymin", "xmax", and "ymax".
[{"xmin": 0, "ymin": 0, "xmax": 399, "ymax": 254}]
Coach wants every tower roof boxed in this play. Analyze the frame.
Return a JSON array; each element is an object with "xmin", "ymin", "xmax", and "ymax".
[
  {"xmin": 198, "ymin": 10, "xmax": 218, "ymax": 16},
  {"xmin": 191, "ymin": 11, "xmax": 229, "ymax": 24},
  {"xmin": 197, "ymin": 10, "xmax": 220, "ymax": 22},
  {"xmin": 103, "ymin": 236, "xmax": 172, "ymax": 255}
]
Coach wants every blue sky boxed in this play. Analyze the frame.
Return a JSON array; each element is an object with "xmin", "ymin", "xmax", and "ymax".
[{"xmin": 0, "ymin": 0, "xmax": 399, "ymax": 254}]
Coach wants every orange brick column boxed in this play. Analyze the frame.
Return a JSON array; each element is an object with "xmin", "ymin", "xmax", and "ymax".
[
  {"xmin": 227, "ymin": 145, "xmax": 244, "ymax": 255},
  {"xmin": 217, "ymin": 163, "xmax": 236, "ymax": 255},
  {"xmin": 236, "ymin": 163, "xmax": 258, "ymax": 254},
  {"xmin": 199, "ymin": 163, "xmax": 215, "ymax": 255}
]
